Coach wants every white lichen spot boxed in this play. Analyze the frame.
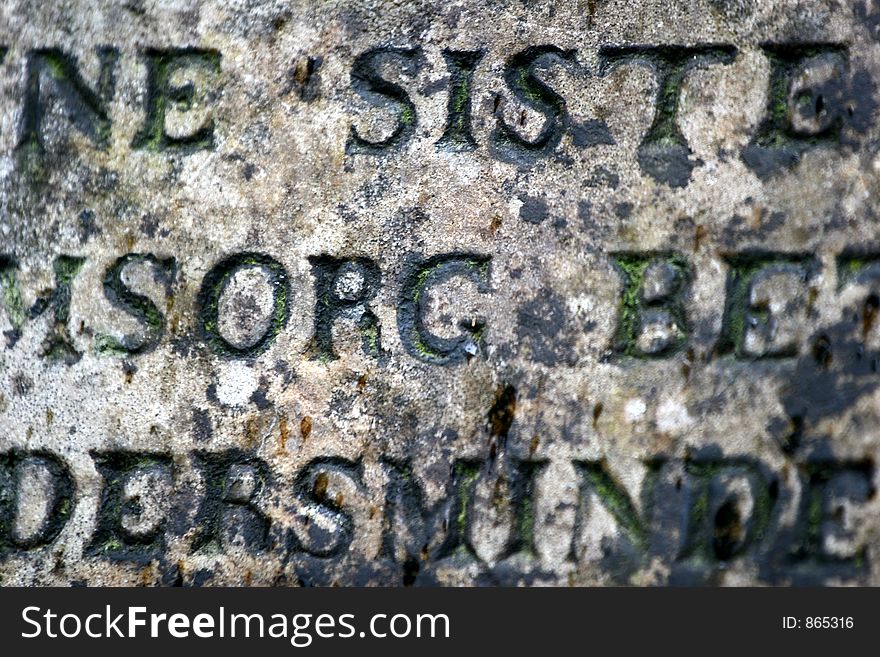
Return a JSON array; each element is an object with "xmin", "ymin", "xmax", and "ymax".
[
  {"xmin": 656, "ymin": 397, "xmax": 694, "ymax": 433},
  {"xmin": 449, "ymin": 157, "xmax": 481, "ymax": 184},
  {"xmin": 624, "ymin": 398, "xmax": 647, "ymax": 422},
  {"xmin": 216, "ymin": 362, "xmax": 259, "ymax": 407},
  {"xmin": 507, "ymin": 196, "xmax": 523, "ymax": 219}
]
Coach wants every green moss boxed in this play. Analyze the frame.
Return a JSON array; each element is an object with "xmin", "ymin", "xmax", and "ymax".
[
  {"xmin": 718, "ymin": 254, "xmax": 811, "ymax": 357},
  {"xmin": 16, "ymin": 140, "xmax": 48, "ymax": 184},
  {"xmin": 0, "ymin": 266, "xmax": 25, "ymax": 330},
  {"xmin": 752, "ymin": 46, "xmax": 846, "ymax": 152},
  {"xmin": 836, "ymin": 253, "xmax": 880, "ymax": 288},
  {"xmin": 854, "ymin": 551, "xmax": 865, "ymax": 570},
  {"xmin": 806, "ymin": 486, "xmax": 823, "ymax": 540},
  {"xmin": 517, "ymin": 490, "xmax": 536, "ymax": 554},
  {"xmin": 201, "ymin": 254, "xmax": 288, "ymax": 359},
  {"xmin": 516, "ymin": 66, "xmax": 543, "ymax": 103},
  {"xmin": 272, "ymin": 279, "xmax": 288, "ymax": 336},
  {"xmin": 412, "ymin": 264, "xmax": 438, "ymax": 305},
  {"xmin": 361, "ymin": 322, "xmax": 380, "ymax": 357},
  {"xmin": 132, "ymin": 49, "xmax": 221, "ymax": 152},
  {"xmin": 613, "ymin": 256, "xmax": 650, "ymax": 356},
  {"xmin": 647, "ymin": 70, "xmax": 687, "ymax": 145},
  {"xmin": 131, "ymin": 53, "xmax": 172, "ymax": 151},
  {"xmin": 581, "ymin": 462, "xmax": 647, "ymax": 552},
  {"xmin": 611, "ymin": 253, "xmax": 689, "ymax": 357},
  {"xmin": 410, "ymin": 327, "xmax": 440, "ymax": 361},
  {"xmin": 54, "ymin": 255, "xmax": 85, "ymax": 286},
  {"xmin": 456, "ymin": 465, "xmax": 479, "ymax": 533},
  {"xmin": 94, "ymin": 334, "xmax": 131, "ymax": 356},
  {"xmin": 453, "ymin": 78, "xmax": 469, "ymax": 129}
]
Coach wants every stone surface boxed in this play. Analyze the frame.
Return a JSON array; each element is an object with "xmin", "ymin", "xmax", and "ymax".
[{"xmin": 1, "ymin": 0, "xmax": 880, "ymax": 586}]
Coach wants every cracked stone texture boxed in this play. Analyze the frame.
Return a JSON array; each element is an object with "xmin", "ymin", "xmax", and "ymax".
[{"xmin": 1, "ymin": 0, "xmax": 880, "ymax": 586}]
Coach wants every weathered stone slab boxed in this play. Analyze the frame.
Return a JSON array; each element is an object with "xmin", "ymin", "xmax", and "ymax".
[{"xmin": 1, "ymin": 0, "xmax": 880, "ymax": 586}]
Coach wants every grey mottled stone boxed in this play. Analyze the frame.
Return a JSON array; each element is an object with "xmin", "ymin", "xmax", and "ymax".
[{"xmin": 1, "ymin": 0, "xmax": 880, "ymax": 586}]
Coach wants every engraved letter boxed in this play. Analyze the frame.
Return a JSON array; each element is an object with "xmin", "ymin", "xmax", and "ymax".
[
  {"xmin": 0, "ymin": 450, "xmax": 75, "ymax": 555},
  {"xmin": 379, "ymin": 458, "xmax": 481, "ymax": 568},
  {"xmin": 289, "ymin": 457, "xmax": 363, "ymax": 558},
  {"xmin": 18, "ymin": 47, "xmax": 117, "ymax": 155},
  {"xmin": 397, "ymin": 253, "xmax": 491, "ymax": 365},
  {"xmin": 742, "ymin": 44, "xmax": 849, "ymax": 178},
  {"xmin": 198, "ymin": 252, "xmax": 290, "ymax": 359},
  {"xmin": 309, "ymin": 256, "xmax": 382, "ymax": 361},
  {"xmin": 96, "ymin": 253, "xmax": 176, "ymax": 355},
  {"xmin": 347, "ymin": 47, "xmax": 422, "ymax": 154},
  {"xmin": 491, "ymin": 45, "xmax": 575, "ymax": 161},
  {"xmin": 599, "ymin": 45, "xmax": 736, "ymax": 187},
  {"xmin": 569, "ymin": 460, "xmax": 649, "ymax": 563},
  {"xmin": 611, "ymin": 252, "xmax": 691, "ymax": 357},
  {"xmin": 436, "ymin": 49, "xmax": 484, "ymax": 152},
  {"xmin": 717, "ymin": 253, "xmax": 818, "ymax": 359},
  {"xmin": 87, "ymin": 451, "xmax": 173, "ymax": 560},
  {"xmin": 190, "ymin": 450, "xmax": 272, "ymax": 554},
  {"xmin": 787, "ymin": 459, "xmax": 874, "ymax": 583},
  {"xmin": 132, "ymin": 48, "xmax": 221, "ymax": 151}
]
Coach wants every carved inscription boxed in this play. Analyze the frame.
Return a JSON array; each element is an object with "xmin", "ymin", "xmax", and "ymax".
[
  {"xmin": 0, "ymin": 40, "xmax": 870, "ymax": 184},
  {"xmin": 3, "ymin": 247, "xmax": 879, "ymax": 365},
  {"xmin": 0, "ymin": 448, "xmax": 873, "ymax": 585},
  {"xmin": 2, "ymin": 5, "xmax": 880, "ymax": 588}
]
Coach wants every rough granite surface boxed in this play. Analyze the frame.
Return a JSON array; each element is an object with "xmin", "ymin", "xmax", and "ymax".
[{"xmin": 1, "ymin": 0, "xmax": 880, "ymax": 586}]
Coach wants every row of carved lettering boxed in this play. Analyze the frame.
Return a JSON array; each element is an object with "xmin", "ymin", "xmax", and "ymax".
[
  {"xmin": 3, "ymin": 250, "xmax": 880, "ymax": 364},
  {"xmin": 0, "ymin": 448, "xmax": 873, "ymax": 584},
  {"xmin": 1, "ymin": 43, "xmax": 865, "ymax": 185}
]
